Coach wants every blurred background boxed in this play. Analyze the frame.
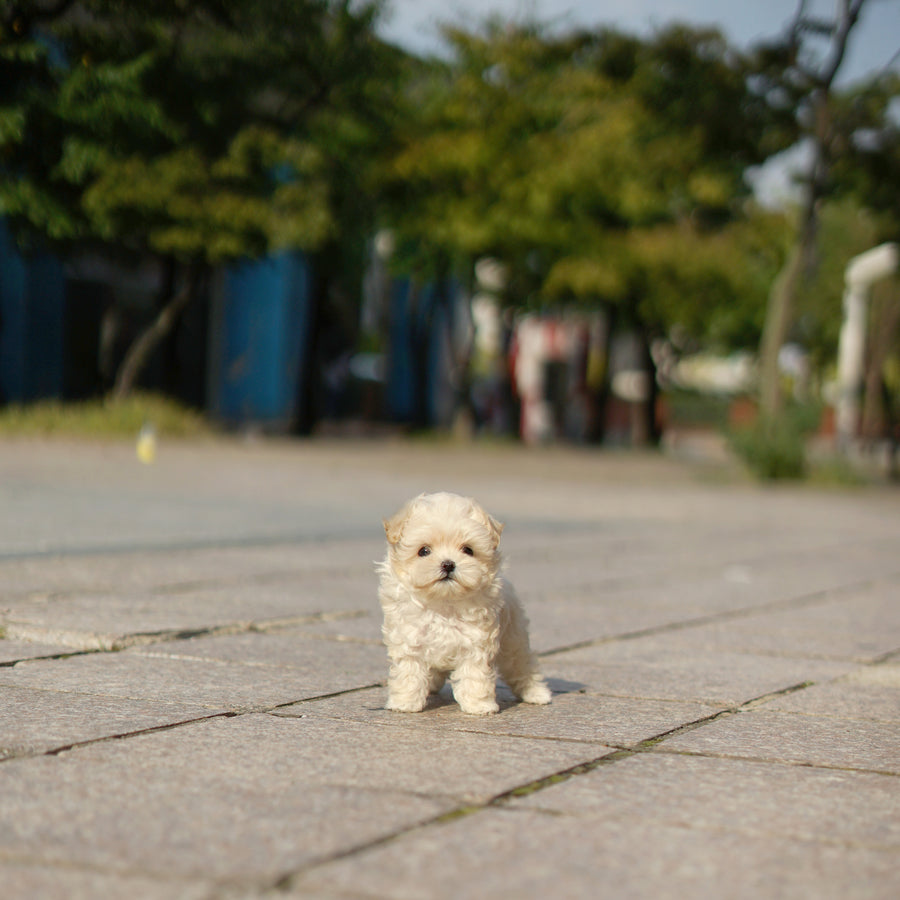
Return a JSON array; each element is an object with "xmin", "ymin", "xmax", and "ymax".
[{"xmin": 1, "ymin": 0, "xmax": 899, "ymax": 479}]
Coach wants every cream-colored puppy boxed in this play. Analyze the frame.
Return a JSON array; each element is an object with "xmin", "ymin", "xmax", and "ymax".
[{"xmin": 377, "ymin": 492, "xmax": 551, "ymax": 715}]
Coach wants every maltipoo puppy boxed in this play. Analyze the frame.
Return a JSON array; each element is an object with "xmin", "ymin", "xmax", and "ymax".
[{"xmin": 377, "ymin": 491, "xmax": 551, "ymax": 715}]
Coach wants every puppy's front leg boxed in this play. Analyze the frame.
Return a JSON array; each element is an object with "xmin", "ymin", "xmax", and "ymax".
[
  {"xmin": 451, "ymin": 658, "xmax": 500, "ymax": 715},
  {"xmin": 386, "ymin": 656, "xmax": 431, "ymax": 712}
]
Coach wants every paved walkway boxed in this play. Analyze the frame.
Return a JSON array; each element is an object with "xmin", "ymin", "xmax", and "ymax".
[{"xmin": 1, "ymin": 437, "xmax": 898, "ymax": 899}]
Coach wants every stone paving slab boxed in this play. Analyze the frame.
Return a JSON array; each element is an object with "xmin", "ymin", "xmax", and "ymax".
[
  {"xmin": 1, "ymin": 754, "xmax": 451, "ymax": 886},
  {"xmin": 0, "ymin": 863, "xmax": 214, "ymax": 900},
  {"xmin": 545, "ymin": 641, "xmax": 855, "ymax": 706},
  {"xmin": 0, "ymin": 442, "xmax": 389, "ymax": 557},
  {"xmin": 625, "ymin": 600, "xmax": 900, "ymax": 664},
  {"xmin": 521, "ymin": 571, "xmax": 900, "ymax": 656},
  {"xmin": 510, "ymin": 532, "xmax": 900, "ymax": 606},
  {"xmin": 0, "ymin": 685, "xmax": 218, "ymax": 757},
  {"xmin": 0, "ymin": 713, "xmax": 602, "ymax": 883},
  {"xmin": 498, "ymin": 595, "xmax": 686, "ymax": 653},
  {"xmin": 0, "ymin": 541, "xmax": 381, "ymax": 597},
  {"xmin": 0, "ymin": 638, "xmax": 72, "ymax": 663},
  {"xmin": 291, "ymin": 611, "xmax": 383, "ymax": 644},
  {"xmin": 277, "ymin": 685, "xmax": 723, "ymax": 747},
  {"xmin": 0, "ymin": 638, "xmax": 385, "ymax": 709},
  {"xmin": 663, "ymin": 707, "xmax": 900, "ymax": 773},
  {"xmin": 512, "ymin": 751, "xmax": 900, "ymax": 846},
  {"xmin": 2, "ymin": 577, "xmax": 373, "ymax": 649},
  {"xmin": 288, "ymin": 806, "xmax": 900, "ymax": 900},
  {"xmin": 762, "ymin": 664, "xmax": 900, "ymax": 721},
  {"xmin": 1, "ymin": 438, "xmax": 899, "ymax": 900},
  {"xmin": 131, "ymin": 628, "xmax": 386, "ymax": 674}
]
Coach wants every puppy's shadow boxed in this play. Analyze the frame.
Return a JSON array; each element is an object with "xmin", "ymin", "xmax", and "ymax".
[
  {"xmin": 415, "ymin": 685, "xmax": 507, "ymax": 713},
  {"xmin": 414, "ymin": 677, "xmax": 588, "ymax": 713},
  {"xmin": 423, "ymin": 687, "xmax": 458, "ymax": 711},
  {"xmin": 543, "ymin": 677, "xmax": 588, "ymax": 694}
]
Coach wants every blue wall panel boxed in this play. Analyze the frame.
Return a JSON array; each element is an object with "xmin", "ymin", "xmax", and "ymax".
[
  {"xmin": 0, "ymin": 221, "xmax": 65, "ymax": 402},
  {"xmin": 213, "ymin": 252, "xmax": 312, "ymax": 428}
]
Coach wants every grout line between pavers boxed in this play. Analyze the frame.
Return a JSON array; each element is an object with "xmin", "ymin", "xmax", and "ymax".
[
  {"xmin": 1, "ymin": 609, "xmax": 371, "ymax": 655},
  {"xmin": 0, "ymin": 711, "xmax": 243, "ymax": 764},
  {"xmin": 537, "ymin": 572, "xmax": 900, "ymax": 658},
  {"xmin": 518, "ymin": 536, "xmax": 900, "ymax": 605},
  {"xmin": 645, "ymin": 747, "xmax": 900, "ymax": 779},
  {"xmin": 0, "ymin": 683, "xmax": 383, "ymax": 764},
  {"xmin": 5, "ymin": 563, "xmax": 378, "ymax": 605},
  {"xmin": 0, "ymin": 528, "xmax": 381, "ymax": 564},
  {"xmin": 0, "ymin": 648, "xmax": 98, "ymax": 668},
  {"xmin": 268, "ymin": 680, "xmax": 821, "ymax": 894},
  {"xmin": 869, "ymin": 647, "xmax": 900, "ymax": 666},
  {"xmin": 41, "ymin": 711, "xmax": 243, "ymax": 758}
]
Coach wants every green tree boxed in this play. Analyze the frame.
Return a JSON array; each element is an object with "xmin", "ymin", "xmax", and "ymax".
[
  {"xmin": 1, "ymin": 0, "xmax": 396, "ymax": 403},
  {"xmin": 793, "ymin": 199, "xmax": 881, "ymax": 373},
  {"xmin": 383, "ymin": 22, "xmax": 783, "ymax": 441},
  {"xmin": 750, "ymin": 0, "xmax": 880, "ymax": 420}
]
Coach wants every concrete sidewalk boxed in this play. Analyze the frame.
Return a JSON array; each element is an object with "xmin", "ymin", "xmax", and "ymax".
[{"xmin": 0, "ymin": 437, "xmax": 898, "ymax": 899}]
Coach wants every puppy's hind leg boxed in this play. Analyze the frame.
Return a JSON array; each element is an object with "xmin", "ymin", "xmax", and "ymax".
[
  {"xmin": 497, "ymin": 601, "xmax": 552, "ymax": 706},
  {"xmin": 386, "ymin": 657, "xmax": 432, "ymax": 712}
]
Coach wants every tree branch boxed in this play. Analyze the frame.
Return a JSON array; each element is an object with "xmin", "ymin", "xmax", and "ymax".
[{"xmin": 817, "ymin": 0, "xmax": 866, "ymax": 89}]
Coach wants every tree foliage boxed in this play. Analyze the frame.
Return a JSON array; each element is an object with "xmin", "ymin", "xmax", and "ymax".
[
  {"xmin": 383, "ymin": 21, "xmax": 787, "ymax": 350},
  {"xmin": 748, "ymin": 0, "xmax": 877, "ymax": 417},
  {"xmin": 1, "ymin": 0, "xmax": 400, "ymax": 399},
  {"xmin": 1, "ymin": 0, "xmax": 394, "ymax": 261},
  {"xmin": 792, "ymin": 198, "xmax": 882, "ymax": 372},
  {"xmin": 829, "ymin": 71, "xmax": 900, "ymax": 234}
]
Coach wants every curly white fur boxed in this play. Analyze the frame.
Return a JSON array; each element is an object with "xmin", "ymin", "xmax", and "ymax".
[{"xmin": 377, "ymin": 492, "xmax": 551, "ymax": 715}]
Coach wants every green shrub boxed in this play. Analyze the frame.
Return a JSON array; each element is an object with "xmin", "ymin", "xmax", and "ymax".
[
  {"xmin": 727, "ymin": 411, "xmax": 811, "ymax": 481},
  {"xmin": 0, "ymin": 392, "xmax": 212, "ymax": 439}
]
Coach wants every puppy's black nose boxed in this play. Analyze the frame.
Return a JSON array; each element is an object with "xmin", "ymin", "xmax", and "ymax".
[{"xmin": 440, "ymin": 559, "xmax": 456, "ymax": 575}]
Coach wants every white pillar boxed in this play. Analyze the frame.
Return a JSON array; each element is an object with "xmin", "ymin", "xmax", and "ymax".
[{"xmin": 835, "ymin": 243, "xmax": 898, "ymax": 447}]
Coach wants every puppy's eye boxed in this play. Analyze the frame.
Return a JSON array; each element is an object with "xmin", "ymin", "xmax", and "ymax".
[
  {"xmin": 417, "ymin": 546, "xmax": 431, "ymax": 557},
  {"xmin": 462, "ymin": 546, "xmax": 474, "ymax": 556}
]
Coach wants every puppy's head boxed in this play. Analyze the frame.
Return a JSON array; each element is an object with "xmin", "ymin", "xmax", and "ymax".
[{"xmin": 383, "ymin": 492, "xmax": 503, "ymax": 602}]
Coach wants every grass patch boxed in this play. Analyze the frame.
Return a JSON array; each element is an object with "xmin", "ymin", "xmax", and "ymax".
[
  {"xmin": 727, "ymin": 415, "xmax": 808, "ymax": 480},
  {"xmin": 0, "ymin": 392, "xmax": 212, "ymax": 439},
  {"xmin": 807, "ymin": 455, "xmax": 871, "ymax": 487},
  {"xmin": 725, "ymin": 402, "xmax": 828, "ymax": 482}
]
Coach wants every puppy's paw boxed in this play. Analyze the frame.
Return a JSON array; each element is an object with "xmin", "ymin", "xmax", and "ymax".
[
  {"xmin": 385, "ymin": 695, "xmax": 427, "ymax": 713},
  {"xmin": 520, "ymin": 680, "xmax": 552, "ymax": 705},
  {"xmin": 458, "ymin": 698, "xmax": 500, "ymax": 716}
]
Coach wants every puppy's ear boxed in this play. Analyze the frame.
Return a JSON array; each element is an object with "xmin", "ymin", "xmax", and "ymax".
[
  {"xmin": 383, "ymin": 494, "xmax": 422, "ymax": 545},
  {"xmin": 470, "ymin": 501, "xmax": 503, "ymax": 549},
  {"xmin": 486, "ymin": 513, "xmax": 504, "ymax": 549}
]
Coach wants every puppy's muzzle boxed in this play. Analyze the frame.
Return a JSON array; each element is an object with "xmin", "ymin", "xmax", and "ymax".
[{"xmin": 439, "ymin": 559, "xmax": 456, "ymax": 580}]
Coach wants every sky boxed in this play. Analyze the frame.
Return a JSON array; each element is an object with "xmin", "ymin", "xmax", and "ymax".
[{"xmin": 379, "ymin": 0, "xmax": 900, "ymax": 85}]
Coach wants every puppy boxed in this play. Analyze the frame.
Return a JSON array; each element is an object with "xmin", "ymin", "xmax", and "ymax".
[{"xmin": 377, "ymin": 491, "xmax": 551, "ymax": 715}]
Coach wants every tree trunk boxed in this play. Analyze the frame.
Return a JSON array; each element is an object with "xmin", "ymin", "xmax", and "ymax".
[
  {"xmin": 292, "ymin": 260, "xmax": 323, "ymax": 436},
  {"xmin": 756, "ymin": 0, "xmax": 866, "ymax": 418},
  {"xmin": 111, "ymin": 268, "xmax": 195, "ymax": 401},
  {"xmin": 586, "ymin": 305, "xmax": 616, "ymax": 444},
  {"xmin": 636, "ymin": 324, "xmax": 662, "ymax": 447},
  {"xmin": 757, "ymin": 240, "xmax": 807, "ymax": 419}
]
